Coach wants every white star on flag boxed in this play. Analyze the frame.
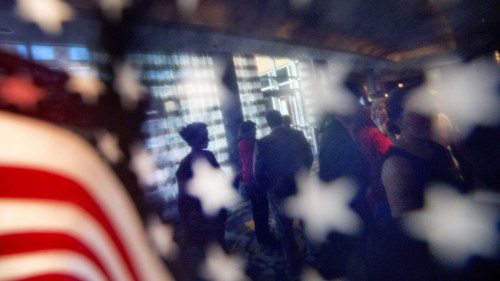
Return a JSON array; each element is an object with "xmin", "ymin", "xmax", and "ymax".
[
  {"xmin": 423, "ymin": 59, "xmax": 500, "ymax": 139},
  {"xmin": 113, "ymin": 62, "xmax": 145, "ymax": 111},
  {"xmin": 65, "ymin": 71, "xmax": 106, "ymax": 104},
  {"xmin": 289, "ymin": 0, "xmax": 313, "ymax": 11},
  {"xmin": 16, "ymin": 0, "xmax": 75, "ymax": 35},
  {"xmin": 129, "ymin": 144, "xmax": 158, "ymax": 189},
  {"xmin": 310, "ymin": 60, "xmax": 358, "ymax": 116},
  {"xmin": 176, "ymin": 0, "xmax": 200, "ymax": 17},
  {"xmin": 95, "ymin": 130, "xmax": 123, "ymax": 163},
  {"xmin": 188, "ymin": 159, "xmax": 240, "ymax": 217},
  {"xmin": 285, "ymin": 173, "xmax": 362, "ymax": 242},
  {"xmin": 96, "ymin": 0, "xmax": 132, "ymax": 21},
  {"xmin": 200, "ymin": 244, "xmax": 250, "ymax": 281},
  {"xmin": 404, "ymin": 185, "xmax": 500, "ymax": 266}
]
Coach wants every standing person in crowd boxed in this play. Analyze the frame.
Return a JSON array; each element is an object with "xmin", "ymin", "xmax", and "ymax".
[
  {"xmin": 175, "ymin": 122, "xmax": 228, "ymax": 281},
  {"xmin": 366, "ymin": 87, "xmax": 467, "ymax": 281},
  {"xmin": 382, "ymin": 88, "xmax": 465, "ymax": 217},
  {"xmin": 352, "ymin": 107, "xmax": 392, "ymax": 219},
  {"xmin": 254, "ymin": 110, "xmax": 313, "ymax": 274},
  {"xmin": 237, "ymin": 120, "xmax": 274, "ymax": 245},
  {"xmin": 315, "ymin": 111, "xmax": 372, "ymax": 280},
  {"xmin": 176, "ymin": 122, "xmax": 227, "ymax": 249},
  {"xmin": 370, "ymin": 99, "xmax": 393, "ymax": 140}
]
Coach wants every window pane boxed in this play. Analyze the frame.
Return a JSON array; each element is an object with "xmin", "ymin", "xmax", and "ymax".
[
  {"xmin": 68, "ymin": 47, "xmax": 89, "ymax": 60},
  {"xmin": 31, "ymin": 45, "xmax": 55, "ymax": 60}
]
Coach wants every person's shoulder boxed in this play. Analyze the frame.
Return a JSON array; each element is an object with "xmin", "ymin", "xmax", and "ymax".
[
  {"xmin": 383, "ymin": 153, "xmax": 411, "ymax": 167},
  {"xmin": 178, "ymin": 152, "xmax": 193, "ymax": 165},
  {"xmin": 257, "ymin": 133, "xmax": 273, "ymax": 143},
  {"xmin": 386, "ymin": 145, "xmax": 410, "ymax": 157},
  {"xmin": 176, "ymin": 153, "xmax": 193, "ymax": 175},
  {"xmin": 382, "ymin": 154, "xmax": 414, "ymax": 180},
  {"xmin": 201, "ymin": 149, "xmax": 216, "ymax": 158}
]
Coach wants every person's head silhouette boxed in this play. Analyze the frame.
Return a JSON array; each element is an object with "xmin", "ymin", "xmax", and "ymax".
[
  {"xmin": 179, "ymin": 122, "xmax": 209, "ymax": 150},
  {"xmin": 266, "ymin": 110, "xmax": 282, "ymax": 129},
  {"xmin": 239, "ymin": 120, "xmax": 256, "ymax": 140}
]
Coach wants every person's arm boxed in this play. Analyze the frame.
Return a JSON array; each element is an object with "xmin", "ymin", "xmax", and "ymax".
[{"xmin": 381, "ymin": 156, "xmax": 417, "ymax": 217}]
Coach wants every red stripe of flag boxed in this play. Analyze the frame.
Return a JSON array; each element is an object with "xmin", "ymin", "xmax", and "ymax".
[
  {"xmin": 16, "ymin": 273, "xmax": 85, "ymax": 281},
  {"xmin": 0, "ymin": 166, "xmax": 139, "ymax": 281},
  {"xmin": 0, "ymin": 232, "xmax": 112, "ymax": 281}
]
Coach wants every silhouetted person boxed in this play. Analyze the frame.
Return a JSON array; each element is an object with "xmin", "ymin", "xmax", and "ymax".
[
  {"xmin": 176, "ymin": 122, "xmax": 227, "ymax": 249},
  {"xmin": 352, "ymin": 107, "xmax": 392, "ymax": 219},
  {"xmin": 382, "ymin": 89, "xmax": 464, "ymax": 217},
  {"xmin": 237, "ymin": 120, "xmax": 274, "ymax": 245},
  {"xmin": 315, "ymin": 112, "xmax": 371, "ymax": 280},
  {"xmin": 254, "ymin": 110, "xmax": 313, "ymax": 274},
  {"xmin": 366, "ymin": 87, "xmax": 465, "ymax": 281},
  {"xmin": 370, "ymin": 99, "xmax": 392, "ymax": 141}
]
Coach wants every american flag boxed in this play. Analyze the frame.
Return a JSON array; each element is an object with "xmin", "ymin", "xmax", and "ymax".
[{"xmin": 0, "ymin": 111, "xmax": 173, "ymax": 280}]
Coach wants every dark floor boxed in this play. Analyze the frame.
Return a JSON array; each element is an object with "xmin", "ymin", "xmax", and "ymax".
[
  {"xmin": 167, "ymin": 199, "xmax": 315, "ymax": 281},
  {"xmin": 224, "ymin": 200, "xmax": 314, "ymax": 281}
]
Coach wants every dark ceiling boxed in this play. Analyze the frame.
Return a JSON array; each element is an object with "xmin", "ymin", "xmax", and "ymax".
[
  {"xmin": 0, "ymin": 0, "xmax": 499, "ymax": 66},
  {"xmin": 144, "ymin": 0, "xmax": 500, "ymax": 62}
]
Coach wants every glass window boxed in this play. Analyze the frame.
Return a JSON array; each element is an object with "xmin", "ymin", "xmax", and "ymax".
[
  {"xmin": 31, "ymin": 45, "xmax": 55, "ymax": 60},
  {"xmin": 16, "ymin": 45, "xmax": 28, "ymax": 58},
  {"xmin": 68, "ymin": 47, "xmax": 90, "ymax": 60}
]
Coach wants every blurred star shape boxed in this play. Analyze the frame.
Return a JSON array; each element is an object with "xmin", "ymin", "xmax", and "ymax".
[
  {"xmin": 96, "ymin": 130, "xmax": 123, "ymax": 163},
  {"xmin": 201, "ymin": 244, "xmax": 249, "ymax": 281},
  {"xmin": 0, "ymin": 75, "xmax": 45, "ymax": 110},
  {"xmin": 404, "ymin": 185, "xmax": 500, "ymax": 266},
  {"xmin": 424, "ymin": 59, "xmax": 500, "ymax": 139},
  {"xmin": 176, "ymin": 0, "xmax": 200, "ymax": 17},
  {"xmin": 113, "ymin": 62, "xmax": 145, "ymax": 111},
  {"xmin": 312, "ymin": 61, "xmax": 358, "ymax": 116},
  {"xmin": 96, "ymin": 0, "xmax": 132, "ymax": 21},
  {"xmin": 285, "ymin": 173, "xmax": 362, "ymax": 242},
  {"xmin": 16, "ymin": 0, "xmax": 75, "ymax": 35},
  {"xmin": 188, "ymin": 159, "xmax": 240, "ymax": 217},
  {"xmin": 289, "ymin": 0, "xmax": 313, "ymax": 11},
  {"xmin": 129, "ymin": 144, "xmax": 158, "ymax": 188},
  {"xmin": 66, "ymin": 72, "xmax": 106, "ymax": 104},
  {"xmin": 146, "ymin": 215, "xmax": 178, "ymax": 259}
]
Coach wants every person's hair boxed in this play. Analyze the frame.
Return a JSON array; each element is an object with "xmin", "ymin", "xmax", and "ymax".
[
  {"xmin": 179, "ymin": 122, "xmax": 208, "ymax": 147},
  {"xmin": 265, "ymin": 110, "xmax": 283, "ymax": 128},
  {"xmin": 239, "ymin": 120, "xmax": 256, "ymax": 140}
]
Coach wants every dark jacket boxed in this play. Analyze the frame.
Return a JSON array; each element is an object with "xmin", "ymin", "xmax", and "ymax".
[{"xmin": 254, "ymin": 127, "xmax": 313, "ymax": 199}]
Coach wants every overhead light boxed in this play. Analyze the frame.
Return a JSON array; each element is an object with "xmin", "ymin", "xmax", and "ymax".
[{"xmin": 397, "ymin": 82, "xmax": 404, "ymax": 88}]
